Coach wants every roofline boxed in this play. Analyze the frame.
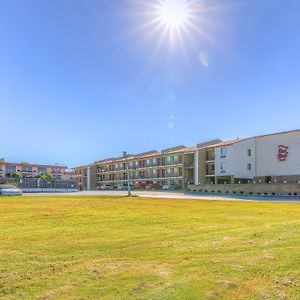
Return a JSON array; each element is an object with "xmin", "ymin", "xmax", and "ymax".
[
  {"xmin": 201, "ymin": 129, "xmax": 300, "ymax": 150},
  {"xmin": 71, "ymin": 129, "xmax": 300, "ymax": 167},
  {"xmin": 0, "ymin": 162, "xmax": 67, "ymax": 168},
  {"xmin": 253, "ymin": 128, "xmax": 300, "ymax": 139}
]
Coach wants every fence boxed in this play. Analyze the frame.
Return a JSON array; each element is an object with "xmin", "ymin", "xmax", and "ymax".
[{"xmin": 0, "ymin": 177, "xmax": 78, "ymax": 193}]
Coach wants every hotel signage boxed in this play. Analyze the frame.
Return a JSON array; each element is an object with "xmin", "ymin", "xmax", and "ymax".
[{"xmin": 278, "ymin": 145, "xmax": 289, "ymax": 161}]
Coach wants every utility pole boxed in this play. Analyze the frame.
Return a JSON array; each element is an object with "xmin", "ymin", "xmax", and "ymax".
[{"xmin": 123, "ymin": 151, "xmax": 131, "ymax": 196}]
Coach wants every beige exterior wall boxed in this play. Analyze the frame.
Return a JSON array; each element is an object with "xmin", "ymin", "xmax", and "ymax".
[
  {"xmin": 74, "ymin": 166, "xmax": 88, "ymax": 190},
  {"xmin": 256, "ymin": 131, "xmax": 300, "ymax": 177},
  {"xmin": 215, "ymin": 138, "xmax": 256, "ymax": 179}
]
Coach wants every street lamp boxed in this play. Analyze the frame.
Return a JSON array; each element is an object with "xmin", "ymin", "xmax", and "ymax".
[{"xmin": 123, "ymin": 151, "xmax": 131, "ymax": 196}]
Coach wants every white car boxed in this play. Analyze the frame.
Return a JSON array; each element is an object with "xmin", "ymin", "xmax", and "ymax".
[
  {"xmin": 162, "ymin": 184, "xmax": 177, "ymax": 191},
  {"xmin": 116, "ymin": 184, "xmax": 128, "ymax": 190},
  {"xmin": 162, "ymin": 184, "xmax": 171, "ymax": 190},
  {"xmin": 0, "ymin": 184, "xmax": 23, "ymax": 196},
  {"xmin": 100, "ymin": 185, "xmax": 113, "ymax": 190}
]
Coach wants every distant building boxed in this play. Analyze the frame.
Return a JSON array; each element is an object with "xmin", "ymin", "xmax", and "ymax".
[
  {"xmin": 73, "ymin": 129, "xmax": 300, "ymax": 190},
  {"xmin": 0, "ymin": 161, "xmax": 77, "ymax": 191},
  {"xmin": 0, "ymin": 161, "xmax": 69, "ymax": 179}
]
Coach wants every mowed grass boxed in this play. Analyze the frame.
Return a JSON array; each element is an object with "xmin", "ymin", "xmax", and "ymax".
[{"xmin": 0, "ymin": 196, "xmax": 299, "ymax": 300}]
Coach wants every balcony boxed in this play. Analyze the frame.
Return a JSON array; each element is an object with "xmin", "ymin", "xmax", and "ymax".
[{"xmin": 184, "ymin": 163, "xmax": 194, "ymax": 169}]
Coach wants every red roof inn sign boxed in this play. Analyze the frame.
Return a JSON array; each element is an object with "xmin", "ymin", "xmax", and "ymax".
[{"xmin": 278, "ymin": 145, "xmax": 289, "ymax": 161}]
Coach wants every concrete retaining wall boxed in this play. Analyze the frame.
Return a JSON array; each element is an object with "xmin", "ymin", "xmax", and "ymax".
[{"xmin": 188, "ymin": 183, "xmax": 300, "ymax": 196}]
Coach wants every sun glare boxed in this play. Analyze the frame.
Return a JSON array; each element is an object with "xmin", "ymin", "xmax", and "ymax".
[
  {"xmin": 127, "ymin": 0, "xmax": 220, "ymax": 59},
  {"xmin": 158, "ymin": 0, "xmax": 190, "ymax": 29}
]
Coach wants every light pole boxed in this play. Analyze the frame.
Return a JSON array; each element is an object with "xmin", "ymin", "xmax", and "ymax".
[{"xmin": 123, "ymin": 151, "xmax": 131, "ymax": 196}]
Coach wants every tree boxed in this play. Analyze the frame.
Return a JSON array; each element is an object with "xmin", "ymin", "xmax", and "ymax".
[
  {"xmin": 10, "ymin": 173, "xmax": 23, "ymax": 179},
  {"xmin": 37, "ymin": 173, "xmax": 54, "ymax": 181}
]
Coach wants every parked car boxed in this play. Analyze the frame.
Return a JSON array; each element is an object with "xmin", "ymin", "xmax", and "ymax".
[
  {"xmin": 162, "ymin": 184, "xmax": 179, "ymax": 191},
  {"xmin": 0, "ymin": 184, "xmax": 22, "ymax": 196},
  {"xmin": 100, "ymin": 185, "xmax": 114, "ymax": 190},
  {"xmin": 116, "ymin": 184, "xmax": 127, "ymax": 190}
]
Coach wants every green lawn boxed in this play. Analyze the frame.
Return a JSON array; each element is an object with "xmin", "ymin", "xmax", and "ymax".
[{"xmin": 0, "ymin": 196, "xmax": 299, "ymax": 299}]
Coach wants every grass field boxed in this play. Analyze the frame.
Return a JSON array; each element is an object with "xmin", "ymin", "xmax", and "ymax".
[{"xmin": 0, "ymin": 196, "xmax": 299, "ymax": 299}]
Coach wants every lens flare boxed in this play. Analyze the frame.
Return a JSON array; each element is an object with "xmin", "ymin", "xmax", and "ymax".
[
  {"xmin": 123, "ymin": 0, "xmax": 224, "ymax": 66},
  {"xmin": 158, "ymin": 0, "xmax": 190, "ymax": 29}
]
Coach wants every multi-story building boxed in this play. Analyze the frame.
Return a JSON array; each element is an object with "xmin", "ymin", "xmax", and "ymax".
[
  {"xmin": 73, "ymin": 164, "xmax": 97, "ymax": 191},
  {"xmin": 95, "ymin": 146, "xmax": 190, "ymax": 190},
  {"xmin": 207, "ymin": 129, "xmax": 300, "ymax": 185},
  {"xmin": 73, "ymin": 141, "xmax": 219, "ymax": 190},
  {"xmin": 0, "ymin": 161, "xmax": 68, "ymax": 179},
  {"xmin": 73, "ymin": 129, "xmax": 300, "ymax": 191}
]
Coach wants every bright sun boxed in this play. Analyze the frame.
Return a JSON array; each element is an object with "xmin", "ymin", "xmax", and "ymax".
[
  {"xmin": 157, "ymin": 0, "xmax": 190, "ymax": 29},
  {"xmin": 129, "ymin": 0, "xmax": 213, "ymax": 52}
]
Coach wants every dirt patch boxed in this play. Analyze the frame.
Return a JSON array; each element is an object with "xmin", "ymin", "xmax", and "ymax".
[{"xmin": 37, "ymin": 285, "xmax": 73, "ymax": 300}]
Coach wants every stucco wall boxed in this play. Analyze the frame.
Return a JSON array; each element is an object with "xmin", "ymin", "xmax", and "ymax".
[
  {"xmin": 256, "ymin": 131, "xmax": 300, "ymax": 176},
  {"xmin": 215, "ymin": 138, "xmax": 256, "ymax": 179}
]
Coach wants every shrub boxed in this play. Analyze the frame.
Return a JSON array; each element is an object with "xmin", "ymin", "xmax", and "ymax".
[
  {"xmin": 233, "ymin": 191, "xmax": 236, "ymax": 194},
  {"xmin": 205, "ymin": 190, "xmax": 208, "ymax": 193},
  {"xmin": 249, "ymin": 192, "xmax": 253, "ymax": 195},
  {"xmin": 226, "ymin": 191, "xmax": 229, "ymax": 194},
  {"xmin": 218, "ymin": 190, "xmax": 221, "ymax": 193},
  {"xmin": 240, "ymin": 191, "xmax": 244, "ymax": 194},
  {"xmin": 294, "ymin": 193, "xmax": 298, "ymax": 196}
]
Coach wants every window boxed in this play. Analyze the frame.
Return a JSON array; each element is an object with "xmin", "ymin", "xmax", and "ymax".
[
  {"xmin": 38, "ymin": 167, "xmax": 47, "ymax": 174},
  {"xmin": 221, "ymin": 162, "xmax": 227, "ymax": 171},
  {"xmin": 22, "ymin": 166, "xmax": 32, "ymax": 172},
  {"xmin": 247, "ymin": 149, "xmax": 252, "ymax": 156},
  {"xmin": 170, "ymin": 156, "xmax": 175, "ymax": 164},
  {"xmin": 52, "ymin": 168, "xmax": 62, "ymax": 174},
  {"xmin": 220, "ymin": 147, "xmax": 227, "ymax": 156},
  {"xmin": 247, "ymin": 163, "xmax": 252, "ymax": 171},
  {"xmin": 6, "ymin": 166, "xmax": 16, "ymax": 176}
]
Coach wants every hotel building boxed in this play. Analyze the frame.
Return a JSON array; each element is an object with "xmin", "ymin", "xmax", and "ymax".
[{"xmin": 73, "ymin": 129, "xmax": 300, "ymax": 191}]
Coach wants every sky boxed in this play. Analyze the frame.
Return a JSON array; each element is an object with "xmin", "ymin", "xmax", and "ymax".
[{"xmin": 1, "ymin": 0, "xmax": 300, "ymax": 168}]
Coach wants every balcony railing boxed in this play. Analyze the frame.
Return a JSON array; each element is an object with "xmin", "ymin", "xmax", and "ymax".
[
  {"xmin": 97, "ymin": 173, "xmax": 182, "ymax": 182},
  {"xmin": 97, "ymin": 162, "xmax": 183, "ymax": 173}
]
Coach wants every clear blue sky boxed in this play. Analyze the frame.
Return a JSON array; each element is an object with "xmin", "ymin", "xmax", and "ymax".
[{"xmin": 1, "ymin": 0, "xmax": 299, "ymax": 167}]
